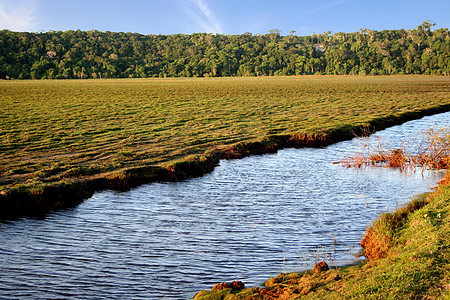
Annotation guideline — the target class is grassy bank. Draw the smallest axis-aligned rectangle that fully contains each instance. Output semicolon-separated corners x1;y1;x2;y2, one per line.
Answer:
194;172;450;299
1;76;450;218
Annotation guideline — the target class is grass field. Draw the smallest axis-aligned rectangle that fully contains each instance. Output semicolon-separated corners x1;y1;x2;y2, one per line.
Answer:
1;76;450;194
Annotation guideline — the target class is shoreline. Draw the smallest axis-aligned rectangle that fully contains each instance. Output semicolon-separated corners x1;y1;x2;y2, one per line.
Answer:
193;172;450;299
1;104;450;219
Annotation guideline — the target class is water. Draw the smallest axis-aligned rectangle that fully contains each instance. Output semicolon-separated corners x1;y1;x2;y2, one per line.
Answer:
1;112;449;299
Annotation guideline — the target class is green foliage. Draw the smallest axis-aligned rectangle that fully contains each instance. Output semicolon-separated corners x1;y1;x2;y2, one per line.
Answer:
1;22;449;80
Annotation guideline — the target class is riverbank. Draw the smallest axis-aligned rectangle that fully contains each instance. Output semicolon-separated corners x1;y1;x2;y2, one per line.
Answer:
194;171;450;299
1;104;449;219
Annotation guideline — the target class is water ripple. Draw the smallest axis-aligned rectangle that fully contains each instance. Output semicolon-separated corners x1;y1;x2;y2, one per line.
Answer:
0;112;449;299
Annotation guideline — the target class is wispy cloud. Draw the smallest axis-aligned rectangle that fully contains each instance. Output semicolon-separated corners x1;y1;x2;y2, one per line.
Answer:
0;0;39;31
301;0;352;18
180;0;223;33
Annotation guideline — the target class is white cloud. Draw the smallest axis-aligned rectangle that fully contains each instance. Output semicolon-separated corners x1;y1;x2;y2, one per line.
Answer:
181;0;223;33
0;0;39;31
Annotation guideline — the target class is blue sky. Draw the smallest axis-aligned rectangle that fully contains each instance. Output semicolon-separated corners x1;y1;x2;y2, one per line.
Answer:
1;0;449;36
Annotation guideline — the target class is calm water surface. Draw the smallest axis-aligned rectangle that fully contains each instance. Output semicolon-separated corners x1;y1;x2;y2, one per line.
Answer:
1;112;449;299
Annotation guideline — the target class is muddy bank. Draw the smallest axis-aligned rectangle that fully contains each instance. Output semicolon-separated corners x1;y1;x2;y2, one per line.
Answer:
1;104;449;219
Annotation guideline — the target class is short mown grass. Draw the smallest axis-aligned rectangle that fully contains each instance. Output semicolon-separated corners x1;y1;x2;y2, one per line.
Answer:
1;76;450;194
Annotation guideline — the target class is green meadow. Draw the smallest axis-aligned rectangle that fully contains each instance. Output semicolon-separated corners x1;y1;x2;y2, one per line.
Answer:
1;76;450;192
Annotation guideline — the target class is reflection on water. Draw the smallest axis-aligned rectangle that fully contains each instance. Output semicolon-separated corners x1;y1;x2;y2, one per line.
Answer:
0;112;449;299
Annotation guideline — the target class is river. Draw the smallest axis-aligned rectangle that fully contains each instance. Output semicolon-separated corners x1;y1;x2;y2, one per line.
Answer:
1;112;449;299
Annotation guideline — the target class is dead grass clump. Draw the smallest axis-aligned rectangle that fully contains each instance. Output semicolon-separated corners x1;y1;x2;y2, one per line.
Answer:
414;127;450;169
342;127;450;171
360;227;392;261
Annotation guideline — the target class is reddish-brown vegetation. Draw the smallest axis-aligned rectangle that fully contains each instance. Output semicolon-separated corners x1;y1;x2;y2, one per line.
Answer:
342;127;450;172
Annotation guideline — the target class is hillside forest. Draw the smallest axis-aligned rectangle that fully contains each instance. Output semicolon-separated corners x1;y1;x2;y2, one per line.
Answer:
0;21;449;79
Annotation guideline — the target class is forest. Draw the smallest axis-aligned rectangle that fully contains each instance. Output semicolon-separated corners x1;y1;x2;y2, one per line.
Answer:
0;21;449;79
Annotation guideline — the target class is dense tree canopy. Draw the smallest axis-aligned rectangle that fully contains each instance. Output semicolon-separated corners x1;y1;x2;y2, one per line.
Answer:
0;22;449;79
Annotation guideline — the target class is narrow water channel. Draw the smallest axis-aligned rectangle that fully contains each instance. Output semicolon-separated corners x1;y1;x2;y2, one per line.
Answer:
1;112;449;299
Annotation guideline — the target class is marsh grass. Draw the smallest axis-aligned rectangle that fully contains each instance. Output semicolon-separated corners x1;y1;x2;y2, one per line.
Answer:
342;127;450;172
1;76;450;194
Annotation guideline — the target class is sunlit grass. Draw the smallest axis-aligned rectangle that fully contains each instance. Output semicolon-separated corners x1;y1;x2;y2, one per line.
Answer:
1;76;450;191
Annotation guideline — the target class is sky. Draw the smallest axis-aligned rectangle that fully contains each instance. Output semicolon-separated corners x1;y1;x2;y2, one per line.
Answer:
0;0;449;36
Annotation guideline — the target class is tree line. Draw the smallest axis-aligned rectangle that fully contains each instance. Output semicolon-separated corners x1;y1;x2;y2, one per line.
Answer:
0;21;449;79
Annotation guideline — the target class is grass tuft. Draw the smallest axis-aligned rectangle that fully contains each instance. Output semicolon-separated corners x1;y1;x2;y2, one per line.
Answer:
361;194;429;260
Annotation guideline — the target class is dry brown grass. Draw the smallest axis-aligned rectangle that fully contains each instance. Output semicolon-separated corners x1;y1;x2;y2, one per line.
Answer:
341;127;450;172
